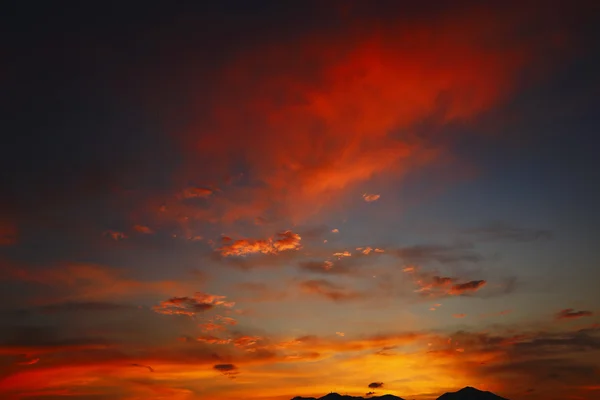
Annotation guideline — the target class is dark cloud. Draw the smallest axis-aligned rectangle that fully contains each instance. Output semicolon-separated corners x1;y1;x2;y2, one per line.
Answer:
131;363;154;372
465;222;553;242
366;391;376;396
449;280;487;295
368;382;384;389
555;308;593;320
213;363;239;378
299;279;363;302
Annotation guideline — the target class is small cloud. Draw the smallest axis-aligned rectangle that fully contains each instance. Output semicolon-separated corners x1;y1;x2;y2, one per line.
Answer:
368;382;384;389
131;363;154;372
299;279;362;302
333;251;352;258
104;230;127;240
153;293;234;317
449;280;487;295
366;392;376;396
555;309;593;320
17;357;39;366
331;228;339;233
220;231;301;256
213;363;239;378
363;193;381;202
133;225;154;234
362;247;373;255
453;313;467;318
402;266;416;273
181;187;213;199
374;248;385;253
196;335;231;345
336;332;345;337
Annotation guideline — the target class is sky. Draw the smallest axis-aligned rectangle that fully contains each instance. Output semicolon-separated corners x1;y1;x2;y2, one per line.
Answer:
1;1;600;399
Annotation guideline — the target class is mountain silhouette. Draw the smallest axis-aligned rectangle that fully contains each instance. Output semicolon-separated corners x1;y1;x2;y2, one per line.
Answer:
291;393;404;400
436;386;508;400
291;387;508;400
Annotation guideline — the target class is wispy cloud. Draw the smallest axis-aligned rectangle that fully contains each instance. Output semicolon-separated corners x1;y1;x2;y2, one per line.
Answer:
299;279;363;302
555;308;593;320
153;293;234;317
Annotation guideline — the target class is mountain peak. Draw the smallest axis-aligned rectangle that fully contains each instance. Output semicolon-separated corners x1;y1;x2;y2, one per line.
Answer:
437;386;508;400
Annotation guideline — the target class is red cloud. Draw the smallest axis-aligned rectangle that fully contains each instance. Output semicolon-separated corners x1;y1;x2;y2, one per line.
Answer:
363;194;381;203
555;309;593;320
133;224;154;234
220;231;301;256
181;187;213;199
167;5;560;225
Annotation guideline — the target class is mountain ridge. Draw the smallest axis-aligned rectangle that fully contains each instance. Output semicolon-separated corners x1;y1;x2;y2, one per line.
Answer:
291;386;508;400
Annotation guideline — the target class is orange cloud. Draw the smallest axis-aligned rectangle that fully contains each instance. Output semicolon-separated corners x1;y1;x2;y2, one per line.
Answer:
181;186;213;199
453;314;467;318
555;308;593;320
363;194;381;203
220;230;301;256
133;224;154;234
153;293;234;317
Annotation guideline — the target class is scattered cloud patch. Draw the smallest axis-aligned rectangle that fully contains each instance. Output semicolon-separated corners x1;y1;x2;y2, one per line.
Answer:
153;293;234;317
133;225;154;234
220;230;301;256
368;382;384;389
363;194;381;202
556;309;593;320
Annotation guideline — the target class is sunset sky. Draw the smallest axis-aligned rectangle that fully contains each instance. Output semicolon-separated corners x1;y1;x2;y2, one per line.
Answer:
2;1;600;399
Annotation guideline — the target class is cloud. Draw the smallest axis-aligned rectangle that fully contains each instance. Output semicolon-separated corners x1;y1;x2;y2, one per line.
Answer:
366;392;375;396
153;293;234;317
336;332;345;337
103;230;127;240
331;228;339;233
299;279;363;302
220;230;301;256
168;2;554;226
181;187;213;199
363;193;381;202
213;363;239;378
133;224;154;234
453;314;467;318
333;251;352;258
449;280;487;295
555;309;593;320
368;382;384;389
131;363;154;372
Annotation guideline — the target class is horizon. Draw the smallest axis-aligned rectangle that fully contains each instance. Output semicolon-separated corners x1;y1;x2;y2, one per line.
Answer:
1;1;600;399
